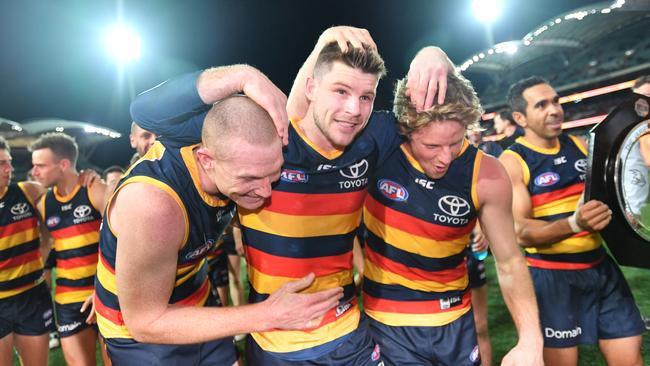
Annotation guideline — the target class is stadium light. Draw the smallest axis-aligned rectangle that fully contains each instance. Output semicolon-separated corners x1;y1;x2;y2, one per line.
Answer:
104;24;141;63
472;0;502;24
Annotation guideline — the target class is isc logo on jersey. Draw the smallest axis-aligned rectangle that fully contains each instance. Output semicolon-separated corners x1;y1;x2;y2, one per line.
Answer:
280;169;308;183
534;172;560;187
378;179;408;202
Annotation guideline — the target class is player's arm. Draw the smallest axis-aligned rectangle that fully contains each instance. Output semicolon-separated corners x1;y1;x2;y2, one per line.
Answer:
476;156;543;365
131;65;288;145
499;151;610;247
88;180;110;216
112;183;343;344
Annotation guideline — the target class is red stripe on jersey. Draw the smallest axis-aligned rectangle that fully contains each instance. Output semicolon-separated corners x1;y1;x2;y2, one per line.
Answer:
176;279;209;306
95;294;125;325
365;195;475;241
246;245;352;278
99;252;115;274
526;256;604;270
0;217;38;237
364;291;471;314
56;285;94;294
531;182;584;207
0;249;40;269
365;246;467;283
57;253;99;269
50;220;101;239
264;190;367;216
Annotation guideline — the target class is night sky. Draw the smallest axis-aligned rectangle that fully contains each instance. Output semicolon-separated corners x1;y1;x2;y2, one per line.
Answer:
0;0;603;166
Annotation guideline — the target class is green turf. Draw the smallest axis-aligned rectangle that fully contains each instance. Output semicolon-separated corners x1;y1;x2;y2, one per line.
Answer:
27;257;650;365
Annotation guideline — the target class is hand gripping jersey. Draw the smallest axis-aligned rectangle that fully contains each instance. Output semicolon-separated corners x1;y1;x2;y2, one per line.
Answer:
502;135;604;269
95;142;235;339
0;183;44;299
239;115;400;360
363;141;480;327
39;183;102;305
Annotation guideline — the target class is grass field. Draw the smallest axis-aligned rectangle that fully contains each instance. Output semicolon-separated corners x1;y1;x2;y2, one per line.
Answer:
25;257;650;365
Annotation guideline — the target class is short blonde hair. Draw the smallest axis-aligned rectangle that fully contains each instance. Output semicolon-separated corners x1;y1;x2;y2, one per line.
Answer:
393;71;483;136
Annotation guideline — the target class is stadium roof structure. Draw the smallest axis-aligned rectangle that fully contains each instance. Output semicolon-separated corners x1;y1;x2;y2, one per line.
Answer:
0;117;24;139
462;0;650;108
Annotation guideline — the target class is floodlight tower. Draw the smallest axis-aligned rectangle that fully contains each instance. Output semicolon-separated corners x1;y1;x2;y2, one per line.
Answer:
104;24;141;100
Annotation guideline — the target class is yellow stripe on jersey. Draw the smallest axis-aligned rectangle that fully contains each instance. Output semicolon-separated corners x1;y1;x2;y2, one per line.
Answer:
501;150;531;186
56;263;98;280
96;313;131;339
239;208;361;238
252;307;359;353
526;233;601;255
533;194;581;218
364;209;469;258
0;279;43;299
248;266;354;295
0;259;43;282
0;228;39;249
569;135;588;155
53;232;99;251
96;259;117;295
290;119;344;160
364;259;468;292
16;182;37;207
471;151;483;210
365;306;471;327
56;288;94;304
174;259;205;287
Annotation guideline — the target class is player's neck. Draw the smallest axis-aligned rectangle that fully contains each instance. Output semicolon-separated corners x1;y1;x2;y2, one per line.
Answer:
523;131;559;150
297;112;341;153
55;170;79;196
505;125;517;137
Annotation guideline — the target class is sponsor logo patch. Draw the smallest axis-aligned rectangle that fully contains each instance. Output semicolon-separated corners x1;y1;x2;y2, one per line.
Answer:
10;202;29;215
46;216;61;228
371;344;381;362
534;172;560;187
574;158;587;174
340;159;368;179
378;179;408;201
438;195;470;217
185;239;215;261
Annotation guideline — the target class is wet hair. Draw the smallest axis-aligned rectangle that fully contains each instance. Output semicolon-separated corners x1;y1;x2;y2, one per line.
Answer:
29;132;78;165
393;70;483;136
506;76;550;115
313;41;386;80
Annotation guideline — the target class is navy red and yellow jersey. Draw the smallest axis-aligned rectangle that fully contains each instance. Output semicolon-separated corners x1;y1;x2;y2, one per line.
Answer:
38;183;102;305
95;142;235;339
238;114;401;359
502;134;604;269
129;71;403;358
0;183;44;299
362;140;481;327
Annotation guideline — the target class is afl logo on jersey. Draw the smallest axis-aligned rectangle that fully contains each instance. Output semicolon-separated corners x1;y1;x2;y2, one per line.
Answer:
47;216;61;228
185;239;215;261
534;172;560;187
378;179;408;201
280;169;308;183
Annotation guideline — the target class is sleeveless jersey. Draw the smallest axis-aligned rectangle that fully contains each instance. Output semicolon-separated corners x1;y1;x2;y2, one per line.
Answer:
238;112;400;359
0;183;43;298
95;142;235;339
363;141;480;327
39;183;101;304
503;135;604;269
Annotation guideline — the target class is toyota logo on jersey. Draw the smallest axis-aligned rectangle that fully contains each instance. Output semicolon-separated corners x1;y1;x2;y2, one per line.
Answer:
438;195;470;217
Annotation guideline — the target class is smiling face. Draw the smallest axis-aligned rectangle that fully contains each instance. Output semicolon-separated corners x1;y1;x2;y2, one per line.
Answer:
304;61;379;151
200;138;283;210
130;124;157;157
518;83;564;142
405;120;466;179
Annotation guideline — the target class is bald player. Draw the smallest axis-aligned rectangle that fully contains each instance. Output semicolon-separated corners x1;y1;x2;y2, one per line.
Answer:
94;65;343;365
